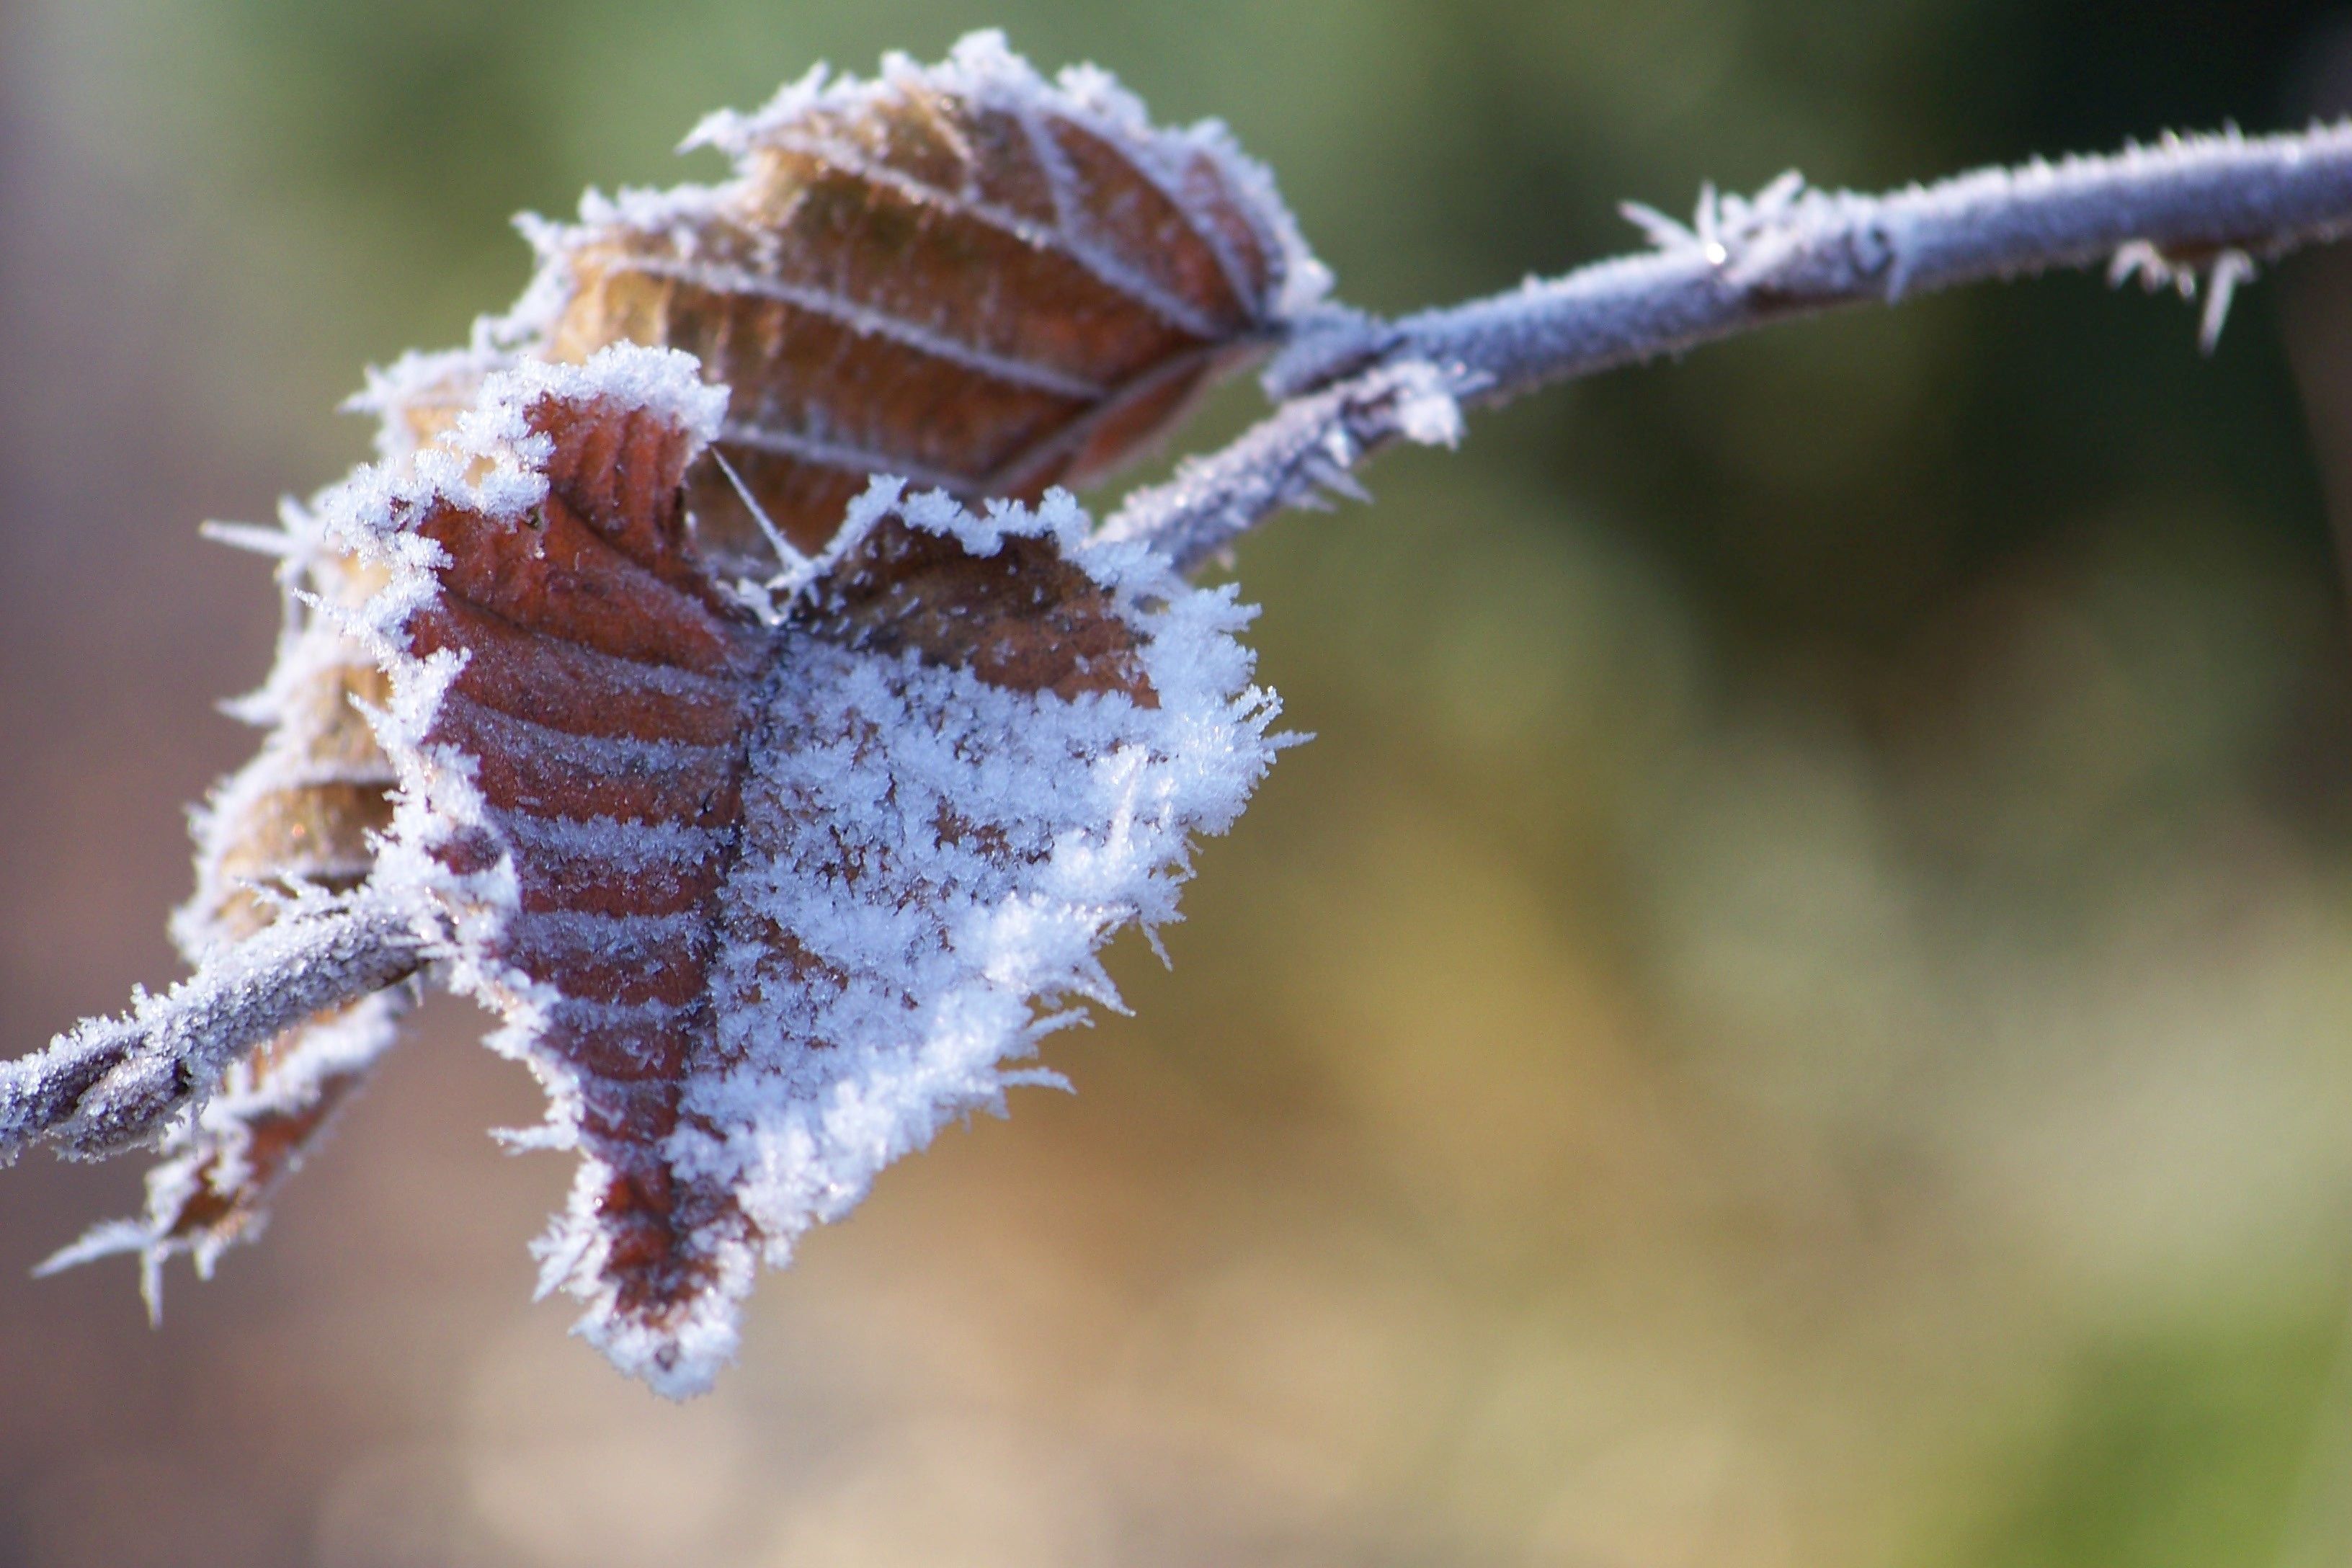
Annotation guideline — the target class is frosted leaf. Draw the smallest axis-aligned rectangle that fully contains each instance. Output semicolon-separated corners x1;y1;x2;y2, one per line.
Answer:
86;422;426;1283
321;346;1279;1394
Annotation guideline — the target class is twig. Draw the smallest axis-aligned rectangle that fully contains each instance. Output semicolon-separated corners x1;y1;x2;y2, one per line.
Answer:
0;894;424;1163
1104;122;2352;572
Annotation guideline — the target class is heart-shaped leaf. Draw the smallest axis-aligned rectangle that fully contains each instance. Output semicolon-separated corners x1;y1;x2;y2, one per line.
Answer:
331;347;1277;1392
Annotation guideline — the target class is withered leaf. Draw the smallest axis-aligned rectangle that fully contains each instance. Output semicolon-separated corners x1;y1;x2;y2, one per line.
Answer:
54;531;417;1286
334;347;1277;1393
380;30;1324;564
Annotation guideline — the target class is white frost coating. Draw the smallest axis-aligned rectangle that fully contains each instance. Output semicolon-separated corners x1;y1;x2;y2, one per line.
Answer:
1099;359;1476;574
507;347;729;447
0;893;423;1165
349;321;727;475
346;344;512;465
1392;125;2352;394
1389;361;1466;448
174;502;398;960
321;341;726;978
331;346;721;566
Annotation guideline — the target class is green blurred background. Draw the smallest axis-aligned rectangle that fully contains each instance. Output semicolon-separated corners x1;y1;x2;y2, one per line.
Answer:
8;1;2352;1564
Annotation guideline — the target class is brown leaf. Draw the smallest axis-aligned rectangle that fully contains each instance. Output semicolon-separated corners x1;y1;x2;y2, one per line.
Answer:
330;346;1277;1392
803;513;1156;702
512;30;1322;564
111;537;413;1271
368;362;765;1353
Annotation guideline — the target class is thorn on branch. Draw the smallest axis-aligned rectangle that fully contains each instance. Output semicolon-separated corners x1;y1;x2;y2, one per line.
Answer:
2108;239;2260;352
2201;250;2257;353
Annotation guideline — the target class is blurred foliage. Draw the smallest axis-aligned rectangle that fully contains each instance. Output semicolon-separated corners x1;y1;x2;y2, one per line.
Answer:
6;1;2352;1564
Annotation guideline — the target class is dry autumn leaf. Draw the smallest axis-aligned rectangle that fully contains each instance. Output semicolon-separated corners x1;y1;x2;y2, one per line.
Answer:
376;31;1324;562
6;34;1309;1394
349;349;1276;1391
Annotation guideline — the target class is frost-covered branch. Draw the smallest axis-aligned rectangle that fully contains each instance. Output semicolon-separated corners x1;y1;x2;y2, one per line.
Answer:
19;47;2352;1398
1105;123;2352;571
0;895;422;1163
